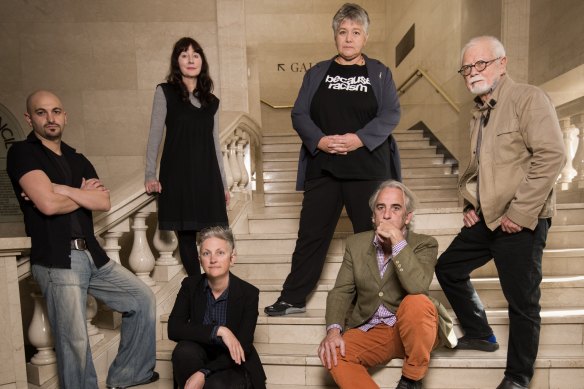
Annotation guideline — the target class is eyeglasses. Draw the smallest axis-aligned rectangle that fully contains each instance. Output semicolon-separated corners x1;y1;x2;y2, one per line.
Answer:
458;57;501;76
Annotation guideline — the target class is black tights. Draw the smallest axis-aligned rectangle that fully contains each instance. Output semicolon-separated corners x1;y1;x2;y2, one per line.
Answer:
177;230;199;276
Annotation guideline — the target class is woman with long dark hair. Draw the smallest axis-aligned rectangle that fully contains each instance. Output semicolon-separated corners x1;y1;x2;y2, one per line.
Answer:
145;37;229;276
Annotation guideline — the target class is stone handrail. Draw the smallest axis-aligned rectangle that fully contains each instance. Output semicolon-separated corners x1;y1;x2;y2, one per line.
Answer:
3;110;261;387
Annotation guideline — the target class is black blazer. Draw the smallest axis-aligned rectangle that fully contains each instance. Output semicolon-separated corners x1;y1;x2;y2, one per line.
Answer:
168;273;266;389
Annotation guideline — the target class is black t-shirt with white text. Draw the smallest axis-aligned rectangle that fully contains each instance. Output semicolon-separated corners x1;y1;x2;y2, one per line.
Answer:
306;60;391;181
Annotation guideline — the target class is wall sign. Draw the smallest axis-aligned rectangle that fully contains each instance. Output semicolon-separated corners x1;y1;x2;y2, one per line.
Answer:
277;63;314;72
0;103;25;222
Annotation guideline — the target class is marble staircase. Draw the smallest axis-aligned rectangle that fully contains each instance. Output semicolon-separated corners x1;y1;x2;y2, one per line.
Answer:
262;128;460;208
150;127;584;388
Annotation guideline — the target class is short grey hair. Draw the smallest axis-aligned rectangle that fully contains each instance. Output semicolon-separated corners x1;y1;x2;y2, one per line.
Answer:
368;180;418;215
461;35;506;64
197;226;235;252
332;3;370;34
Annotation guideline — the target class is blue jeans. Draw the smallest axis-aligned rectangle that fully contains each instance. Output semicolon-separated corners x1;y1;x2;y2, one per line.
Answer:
32;250;156;389
436;218;550;386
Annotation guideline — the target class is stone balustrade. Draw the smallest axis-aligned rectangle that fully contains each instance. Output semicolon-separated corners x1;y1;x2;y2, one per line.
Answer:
0;111;261;387
557;113;584;202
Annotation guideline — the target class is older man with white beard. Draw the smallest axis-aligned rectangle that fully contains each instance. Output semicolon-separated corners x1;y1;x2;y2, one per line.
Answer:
435;36;566;389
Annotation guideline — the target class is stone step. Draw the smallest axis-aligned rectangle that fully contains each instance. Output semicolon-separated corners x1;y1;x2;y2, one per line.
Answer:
400;156;449;166
264;161;298;171
401;164;456;175
238;222;584;258
235;233;347;256
262;181;460;198
248;273;584;311
546;225;584;249
394;139;432;148
263;151;299;160
232;247;584;281
263;135;301;144
261;132;430;145
392;130;426;141
263;143;302;153
262;192;459;208
246;207;463;234
155;338;584;388
251;308;584;346
263;143;442;156
262;174;459;189
396;145;439;157
159;307;584;346
264;170;297;181
403;175;459;187
555;203;584;225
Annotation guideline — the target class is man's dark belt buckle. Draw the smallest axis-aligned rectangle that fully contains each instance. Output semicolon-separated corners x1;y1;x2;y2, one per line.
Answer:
71;238;87;251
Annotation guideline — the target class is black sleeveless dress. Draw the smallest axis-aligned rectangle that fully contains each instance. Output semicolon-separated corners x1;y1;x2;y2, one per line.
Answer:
157;83;228;231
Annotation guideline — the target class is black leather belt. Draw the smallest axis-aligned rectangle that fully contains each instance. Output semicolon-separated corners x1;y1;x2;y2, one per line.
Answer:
71;238;88;251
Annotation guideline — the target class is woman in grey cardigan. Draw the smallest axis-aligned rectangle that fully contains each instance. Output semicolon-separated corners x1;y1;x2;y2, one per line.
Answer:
265;3;402;316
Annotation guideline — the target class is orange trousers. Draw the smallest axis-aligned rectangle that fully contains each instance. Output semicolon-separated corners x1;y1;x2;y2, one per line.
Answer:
329;294;439;389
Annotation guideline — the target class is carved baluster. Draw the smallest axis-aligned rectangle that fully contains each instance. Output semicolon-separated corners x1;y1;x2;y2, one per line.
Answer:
236;130;250;191
102;220;130;264
26;290;58;386
571;114;584;186
558;118;577;188
28;292;56;366
153;225;178;266
222;143;234;192
152;222;184;282
128;202;157;287
228;136;241;192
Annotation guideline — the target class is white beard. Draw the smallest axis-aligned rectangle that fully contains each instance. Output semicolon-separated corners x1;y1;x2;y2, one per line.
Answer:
469;78;499;96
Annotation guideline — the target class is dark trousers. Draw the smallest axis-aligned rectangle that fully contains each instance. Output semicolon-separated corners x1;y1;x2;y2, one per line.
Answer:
172;340;250;389
280;176;382;305
435;218;550;386
177;230;199;276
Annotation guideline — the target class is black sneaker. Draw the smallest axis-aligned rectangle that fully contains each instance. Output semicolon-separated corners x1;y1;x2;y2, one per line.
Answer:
264;300;306;316
456;335;499;352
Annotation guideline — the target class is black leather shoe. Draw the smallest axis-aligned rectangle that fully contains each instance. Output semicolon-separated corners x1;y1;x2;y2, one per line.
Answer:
395;377;422;389
456;335;499;352
264;300;306;316
496;377;528;389
107;371;159;389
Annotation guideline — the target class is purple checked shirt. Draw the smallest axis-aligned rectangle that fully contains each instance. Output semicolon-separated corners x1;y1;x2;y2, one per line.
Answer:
327;232;408;333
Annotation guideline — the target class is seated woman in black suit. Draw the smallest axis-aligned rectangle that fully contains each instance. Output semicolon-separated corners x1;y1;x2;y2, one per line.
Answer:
168;226;266;389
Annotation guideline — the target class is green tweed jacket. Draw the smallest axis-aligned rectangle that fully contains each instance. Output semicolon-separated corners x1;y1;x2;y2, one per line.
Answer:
325;230;457;348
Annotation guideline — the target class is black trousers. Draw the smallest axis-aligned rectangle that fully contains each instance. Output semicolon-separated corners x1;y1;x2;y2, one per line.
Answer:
436;218;550;386
172;340;251;389
280;176;383;305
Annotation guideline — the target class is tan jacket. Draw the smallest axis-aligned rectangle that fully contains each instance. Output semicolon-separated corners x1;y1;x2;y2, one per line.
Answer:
459;76;566;231
325;230;457;348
